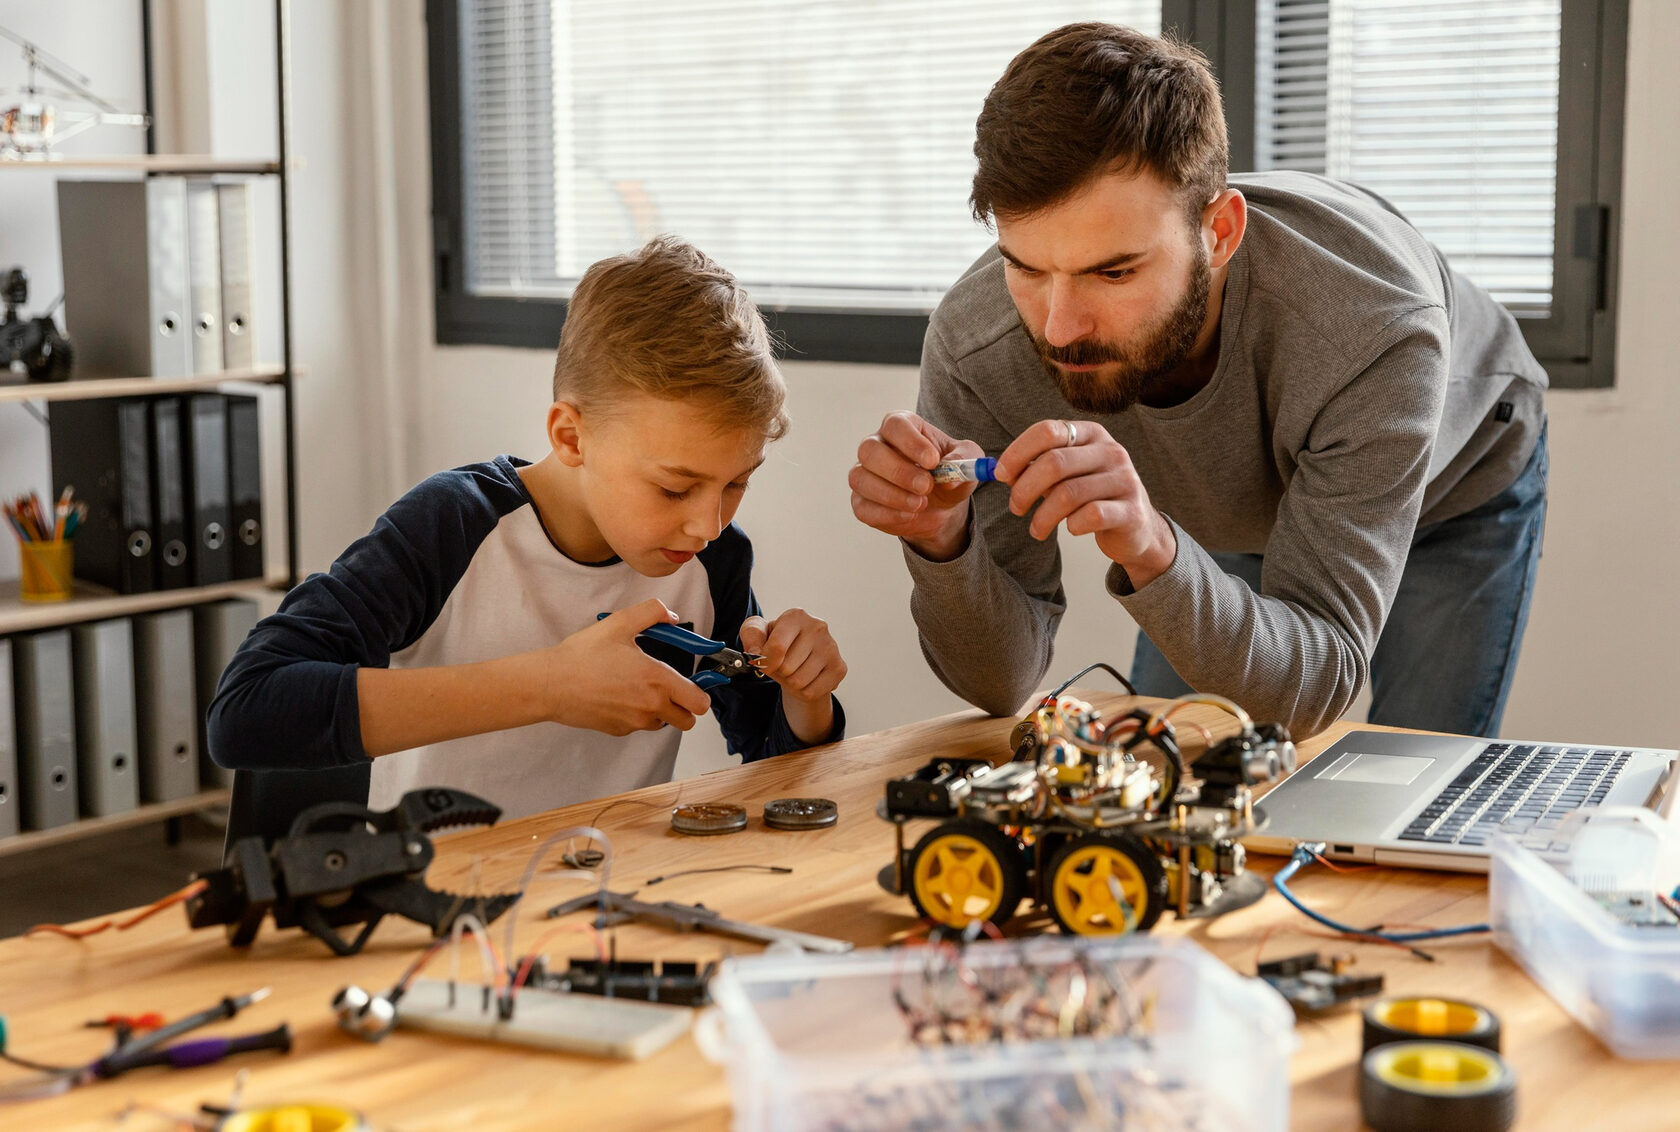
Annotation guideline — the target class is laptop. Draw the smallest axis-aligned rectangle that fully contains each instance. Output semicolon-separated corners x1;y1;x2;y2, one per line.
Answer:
1244;729;1679;872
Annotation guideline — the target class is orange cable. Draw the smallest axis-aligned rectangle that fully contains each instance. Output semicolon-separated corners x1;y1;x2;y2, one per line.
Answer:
25;880;208;940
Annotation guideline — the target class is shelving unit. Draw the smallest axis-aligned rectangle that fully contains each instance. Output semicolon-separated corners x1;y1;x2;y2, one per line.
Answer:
0;363;289;406
0;1;299;851
0;155;281;174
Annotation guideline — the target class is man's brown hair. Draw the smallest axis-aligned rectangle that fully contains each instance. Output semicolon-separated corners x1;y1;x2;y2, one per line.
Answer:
971;22;1228;226
552;235;788;439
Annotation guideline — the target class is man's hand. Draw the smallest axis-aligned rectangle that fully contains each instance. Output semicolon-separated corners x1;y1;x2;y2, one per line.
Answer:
850;411;983;561
995;419;1178;588
740;608;846;744
545;598;714;735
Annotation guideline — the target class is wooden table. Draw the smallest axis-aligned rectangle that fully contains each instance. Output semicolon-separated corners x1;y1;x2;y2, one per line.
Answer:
0;700;1664;1130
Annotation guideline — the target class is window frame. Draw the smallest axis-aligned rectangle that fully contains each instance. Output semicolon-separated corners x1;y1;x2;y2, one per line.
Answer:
425;0;929;363
1167;0;1627;389
427;0;1626;386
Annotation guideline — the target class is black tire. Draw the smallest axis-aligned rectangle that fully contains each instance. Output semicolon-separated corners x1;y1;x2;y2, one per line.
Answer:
1360;1041;1516;1132
1362;997;1502;1057
905;819;1028;930
1044;832;1167;935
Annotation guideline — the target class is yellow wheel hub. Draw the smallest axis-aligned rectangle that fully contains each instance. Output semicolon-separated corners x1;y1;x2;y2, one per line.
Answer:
912;833;1009;926
1051;843;1147;934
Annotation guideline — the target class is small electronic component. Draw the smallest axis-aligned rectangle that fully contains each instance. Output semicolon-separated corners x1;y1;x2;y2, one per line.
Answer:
763;797;838;830
1256;951;1384;1016
517;956;717;1007
931;457;997;485
671;802;749;836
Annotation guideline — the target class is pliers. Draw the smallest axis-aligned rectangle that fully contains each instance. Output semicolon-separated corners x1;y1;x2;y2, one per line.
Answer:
600;614;767;689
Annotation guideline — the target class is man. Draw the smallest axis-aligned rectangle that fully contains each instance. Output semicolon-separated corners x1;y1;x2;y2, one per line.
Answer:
849;22;1547;738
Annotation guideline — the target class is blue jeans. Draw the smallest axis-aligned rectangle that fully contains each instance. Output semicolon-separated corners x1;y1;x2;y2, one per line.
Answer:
1129;428;1548;736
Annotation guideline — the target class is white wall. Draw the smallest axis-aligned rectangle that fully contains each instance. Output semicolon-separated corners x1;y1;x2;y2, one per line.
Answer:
402;0;1680;771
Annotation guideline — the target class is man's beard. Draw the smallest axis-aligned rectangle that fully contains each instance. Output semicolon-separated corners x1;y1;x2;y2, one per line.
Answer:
1032;248;1211;414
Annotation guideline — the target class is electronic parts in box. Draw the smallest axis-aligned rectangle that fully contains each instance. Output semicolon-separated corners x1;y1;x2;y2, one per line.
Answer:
1491;805;1680;1057
696;935;1297;1132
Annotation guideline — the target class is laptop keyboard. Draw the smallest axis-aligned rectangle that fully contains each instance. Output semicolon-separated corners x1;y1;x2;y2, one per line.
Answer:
1397;743;1631;848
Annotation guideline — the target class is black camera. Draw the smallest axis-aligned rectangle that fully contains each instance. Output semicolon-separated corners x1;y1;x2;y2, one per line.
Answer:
0;268;73;383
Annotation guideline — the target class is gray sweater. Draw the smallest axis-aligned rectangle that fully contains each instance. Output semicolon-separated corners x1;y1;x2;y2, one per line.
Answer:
905;171;1547;737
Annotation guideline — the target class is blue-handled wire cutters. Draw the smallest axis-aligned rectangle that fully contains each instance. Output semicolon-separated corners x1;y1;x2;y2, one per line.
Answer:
597;614;766;690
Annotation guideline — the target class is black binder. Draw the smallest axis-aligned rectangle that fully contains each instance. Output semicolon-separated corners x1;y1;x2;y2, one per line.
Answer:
48;398;156;594
150;396;193;590
226;394;264;581
181;393;232;586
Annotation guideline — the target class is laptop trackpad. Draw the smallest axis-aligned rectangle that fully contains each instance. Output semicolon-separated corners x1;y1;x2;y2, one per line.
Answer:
1315;751;1435;786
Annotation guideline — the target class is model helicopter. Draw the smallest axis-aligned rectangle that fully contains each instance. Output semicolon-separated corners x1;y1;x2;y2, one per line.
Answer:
879;663;1296;935
1;25;147;158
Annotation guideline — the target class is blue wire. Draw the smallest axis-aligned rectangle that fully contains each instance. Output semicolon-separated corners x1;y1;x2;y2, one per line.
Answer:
1273;850;1490;943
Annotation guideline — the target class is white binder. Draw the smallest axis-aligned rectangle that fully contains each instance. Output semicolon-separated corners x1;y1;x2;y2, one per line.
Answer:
194;598;259;789
217;182;256;371
56;178;193;378
13;631;79;830
0;639;18;840
185;179;224;374
71;619;141;818
132;610;201;803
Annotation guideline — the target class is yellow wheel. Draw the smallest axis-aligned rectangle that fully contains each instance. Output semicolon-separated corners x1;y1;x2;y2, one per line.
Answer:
1360;1042;1516;1132
907;820;1026;929
1046;833;1166;935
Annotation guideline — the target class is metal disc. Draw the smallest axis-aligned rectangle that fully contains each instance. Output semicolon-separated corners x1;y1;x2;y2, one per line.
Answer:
671;802;748;836
763;797;839;831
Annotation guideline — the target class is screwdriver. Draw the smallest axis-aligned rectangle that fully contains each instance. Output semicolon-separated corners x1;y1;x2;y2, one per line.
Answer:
97;1024;293;1073
93;987;273;1077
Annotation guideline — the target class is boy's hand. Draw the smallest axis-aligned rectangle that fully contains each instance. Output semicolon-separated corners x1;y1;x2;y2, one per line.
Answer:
547;599;714;735
740;609;846;745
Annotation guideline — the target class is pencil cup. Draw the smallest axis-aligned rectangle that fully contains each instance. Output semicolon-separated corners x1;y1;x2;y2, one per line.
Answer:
18;539;73;602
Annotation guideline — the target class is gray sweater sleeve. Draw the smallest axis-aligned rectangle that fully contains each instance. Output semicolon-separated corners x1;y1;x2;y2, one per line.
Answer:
1113;325;1448;736
903;323;1066;716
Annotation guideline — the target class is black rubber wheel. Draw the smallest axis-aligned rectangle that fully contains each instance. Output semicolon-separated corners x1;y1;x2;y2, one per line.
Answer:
1362;996;1502;1057
1044;831;1168;935
1360;1041;1516;1132
906;819;1028;930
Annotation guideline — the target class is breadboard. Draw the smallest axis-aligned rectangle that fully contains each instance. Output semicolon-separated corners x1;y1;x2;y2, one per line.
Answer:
397;979;692;1060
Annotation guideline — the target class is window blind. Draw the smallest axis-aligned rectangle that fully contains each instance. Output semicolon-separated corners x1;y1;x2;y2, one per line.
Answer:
458;0;1161;311
1255;0;1562;312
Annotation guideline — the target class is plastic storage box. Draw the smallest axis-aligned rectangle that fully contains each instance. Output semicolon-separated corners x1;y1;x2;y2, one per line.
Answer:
1491;805;1680;1058
696;935;1297;1131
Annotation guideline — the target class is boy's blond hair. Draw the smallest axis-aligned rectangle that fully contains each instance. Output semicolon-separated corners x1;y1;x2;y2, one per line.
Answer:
552;236;788;439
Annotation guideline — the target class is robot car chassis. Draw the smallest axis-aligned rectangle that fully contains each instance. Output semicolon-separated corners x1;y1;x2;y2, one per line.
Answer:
879;669;1296;935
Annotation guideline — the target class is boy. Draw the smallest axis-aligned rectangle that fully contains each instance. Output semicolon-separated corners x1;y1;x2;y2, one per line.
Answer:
209;236;847;839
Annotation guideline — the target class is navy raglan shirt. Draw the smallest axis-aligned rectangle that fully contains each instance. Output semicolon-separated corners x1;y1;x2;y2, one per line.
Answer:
208;456;842;840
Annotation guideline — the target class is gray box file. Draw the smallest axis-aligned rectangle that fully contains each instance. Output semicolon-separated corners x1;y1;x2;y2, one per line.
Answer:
217;182;255;371
193;598;258;789
185;179;224;374
0;640;17;840
57;178;193;378
12;631;79;830
132;610;200;802
70;619;141;818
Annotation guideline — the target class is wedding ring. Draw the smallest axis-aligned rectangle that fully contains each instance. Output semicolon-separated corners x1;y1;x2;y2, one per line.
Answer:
1065;420;1079;448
